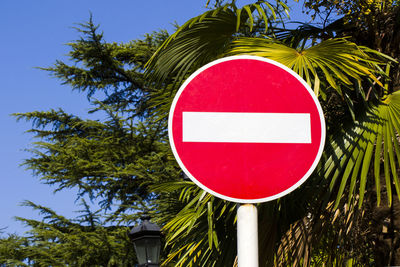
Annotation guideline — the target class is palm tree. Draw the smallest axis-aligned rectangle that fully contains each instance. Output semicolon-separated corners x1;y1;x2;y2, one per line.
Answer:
145;1;400;265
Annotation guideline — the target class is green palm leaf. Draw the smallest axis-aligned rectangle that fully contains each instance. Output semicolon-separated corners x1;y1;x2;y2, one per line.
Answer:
324;90;400;209
145;1;289;88
226;37;386;97
152;182;237;266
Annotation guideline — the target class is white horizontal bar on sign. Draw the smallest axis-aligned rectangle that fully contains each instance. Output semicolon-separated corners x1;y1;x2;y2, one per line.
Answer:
182;112;311;143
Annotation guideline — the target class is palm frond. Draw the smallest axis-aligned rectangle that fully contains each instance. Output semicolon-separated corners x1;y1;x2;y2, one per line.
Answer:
324;90;400;209
226;37;387;97
145;1;289;88
273;18;349;46
153;181;237;266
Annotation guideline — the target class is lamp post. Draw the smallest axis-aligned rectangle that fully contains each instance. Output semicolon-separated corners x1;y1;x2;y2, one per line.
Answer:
129;216;162;267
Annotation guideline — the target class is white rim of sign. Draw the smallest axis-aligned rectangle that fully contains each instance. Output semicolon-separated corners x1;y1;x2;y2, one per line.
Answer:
168;55;326;203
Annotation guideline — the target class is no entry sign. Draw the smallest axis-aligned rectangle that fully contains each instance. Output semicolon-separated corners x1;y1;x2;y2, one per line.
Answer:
169;55;325;203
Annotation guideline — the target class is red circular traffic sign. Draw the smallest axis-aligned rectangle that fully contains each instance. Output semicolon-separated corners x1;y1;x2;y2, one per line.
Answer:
169;55;325;203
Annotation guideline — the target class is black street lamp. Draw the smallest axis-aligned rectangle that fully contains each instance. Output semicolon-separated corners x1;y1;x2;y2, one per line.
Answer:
129;216;162;267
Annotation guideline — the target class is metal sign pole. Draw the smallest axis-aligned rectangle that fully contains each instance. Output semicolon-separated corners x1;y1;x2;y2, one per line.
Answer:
237;204;258;267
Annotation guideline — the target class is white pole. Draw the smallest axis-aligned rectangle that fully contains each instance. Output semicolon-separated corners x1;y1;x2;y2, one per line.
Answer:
237;204;258;267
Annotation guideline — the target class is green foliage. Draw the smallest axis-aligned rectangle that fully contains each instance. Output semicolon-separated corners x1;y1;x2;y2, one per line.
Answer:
0;201;136;266
303;0;399;22
42;16;168;114
12;19;180;216
0;234;29;266
3;19;179;266
14;108;175;214
226;37;387;97
152;182;237;266
303;0;400;61
146;0;289;89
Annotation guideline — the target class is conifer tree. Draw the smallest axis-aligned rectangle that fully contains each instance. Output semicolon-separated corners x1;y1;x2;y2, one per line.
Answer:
13;18;180;214
1;18;181;265
1;201;137;266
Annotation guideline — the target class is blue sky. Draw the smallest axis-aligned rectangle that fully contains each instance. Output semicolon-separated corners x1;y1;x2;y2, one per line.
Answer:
0;0;307;234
